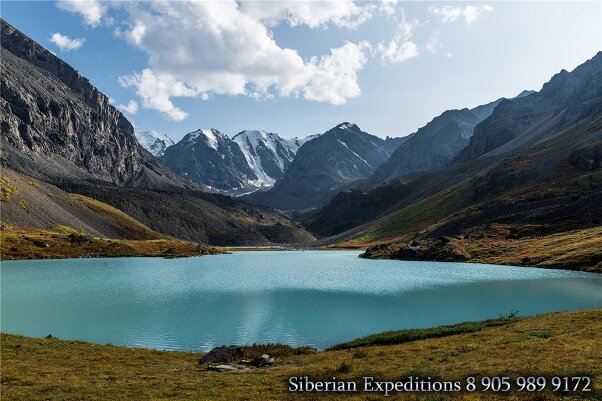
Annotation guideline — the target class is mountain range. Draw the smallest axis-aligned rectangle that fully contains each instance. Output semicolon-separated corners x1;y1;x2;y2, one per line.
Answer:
160;128;315;195
1;17;600;270
307;52;601;271
370;91;535;184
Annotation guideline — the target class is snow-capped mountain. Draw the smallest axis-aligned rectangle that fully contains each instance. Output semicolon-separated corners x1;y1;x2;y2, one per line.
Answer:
161;128;321;195
232;130;315;188
135;130;175;157
244;123;403;210
161;128;258;194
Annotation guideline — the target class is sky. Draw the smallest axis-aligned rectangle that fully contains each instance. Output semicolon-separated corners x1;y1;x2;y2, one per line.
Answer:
2;1;601;142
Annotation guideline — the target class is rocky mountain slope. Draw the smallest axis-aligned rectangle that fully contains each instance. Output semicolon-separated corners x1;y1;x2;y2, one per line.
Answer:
370;99;501;183
0;20;315;246
369;92;535;184
135;130;174;157
1;168;165;240
244;123;403;211
0;19;185;190
457;54;602;162
61;182;315;246
310;53;601;268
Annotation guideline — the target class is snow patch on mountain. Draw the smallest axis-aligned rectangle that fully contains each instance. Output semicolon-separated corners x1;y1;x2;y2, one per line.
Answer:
233;130;319;189
135;130;175;156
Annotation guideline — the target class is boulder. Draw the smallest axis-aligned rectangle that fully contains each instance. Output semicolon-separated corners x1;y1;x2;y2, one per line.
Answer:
247;354;276;367
199;346;244;364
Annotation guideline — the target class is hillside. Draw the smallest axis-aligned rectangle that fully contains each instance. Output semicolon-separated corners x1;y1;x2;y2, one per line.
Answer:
61;182;315;246
2;309;601;400
0;168;164;240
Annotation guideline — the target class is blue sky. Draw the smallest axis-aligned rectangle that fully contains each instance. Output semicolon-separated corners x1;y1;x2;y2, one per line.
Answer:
3;1;601;142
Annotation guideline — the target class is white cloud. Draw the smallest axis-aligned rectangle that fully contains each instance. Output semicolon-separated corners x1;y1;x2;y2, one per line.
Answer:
303;41;369;104
56;0;105;27
119;69;195;121
378;40;417;63
240;0;397;29
58;1;391;120
116;100;139;115
463;5;494;25
49;33;85;51
377;10;418;64
112;1;369;119
429;5;494;25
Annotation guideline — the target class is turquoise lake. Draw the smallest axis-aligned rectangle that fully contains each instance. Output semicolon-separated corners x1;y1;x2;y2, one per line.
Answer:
1;251;601;351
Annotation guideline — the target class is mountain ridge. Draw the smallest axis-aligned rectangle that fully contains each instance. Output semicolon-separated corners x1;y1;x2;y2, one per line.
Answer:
244;122;404;211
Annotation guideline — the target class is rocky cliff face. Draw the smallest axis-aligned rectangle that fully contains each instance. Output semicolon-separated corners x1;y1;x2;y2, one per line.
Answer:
0;19;156;185
457;52;602;162
244;123;403;211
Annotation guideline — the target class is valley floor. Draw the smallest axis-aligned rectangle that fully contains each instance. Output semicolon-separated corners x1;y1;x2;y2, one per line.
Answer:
1;309;601;400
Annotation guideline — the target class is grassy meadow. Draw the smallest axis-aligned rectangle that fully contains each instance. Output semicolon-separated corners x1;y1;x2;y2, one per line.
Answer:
1;309;601;400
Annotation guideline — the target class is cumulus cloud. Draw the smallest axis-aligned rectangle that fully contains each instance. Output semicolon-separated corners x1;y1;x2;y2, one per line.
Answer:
60;1;415;120
119;69;195;121
116;100;139;115
304;41;369;104
240;0;397;29
111;1;370;119
56;0;105;27
429;5;494;25
49;33;85;51
377;11;418;64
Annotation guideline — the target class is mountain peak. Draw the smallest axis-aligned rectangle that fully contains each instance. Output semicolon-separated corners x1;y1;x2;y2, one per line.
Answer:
335;122;360;132
136;130;175;157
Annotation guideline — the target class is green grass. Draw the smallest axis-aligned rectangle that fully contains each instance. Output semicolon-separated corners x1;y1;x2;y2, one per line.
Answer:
327;317;518;350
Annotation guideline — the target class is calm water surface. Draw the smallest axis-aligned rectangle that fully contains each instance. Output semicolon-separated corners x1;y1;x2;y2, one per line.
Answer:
1;251;600;351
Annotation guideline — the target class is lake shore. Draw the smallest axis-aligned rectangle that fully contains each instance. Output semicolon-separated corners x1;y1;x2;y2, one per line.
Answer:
2;308;601;400
0;224;223;260
2;223;601;276
359;226;602;274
